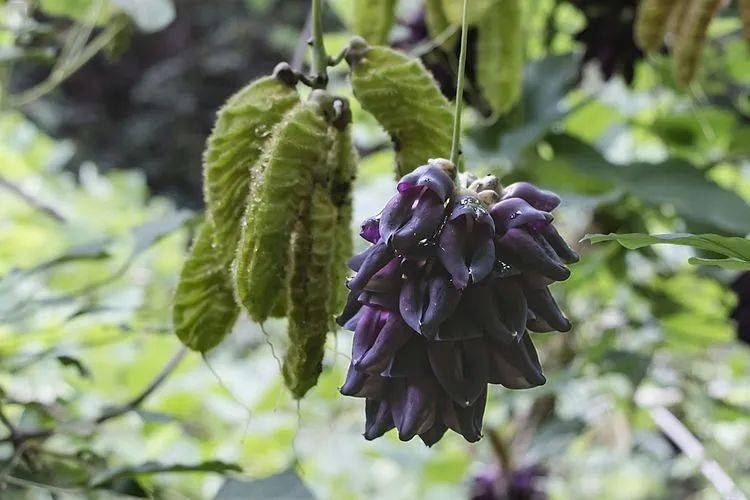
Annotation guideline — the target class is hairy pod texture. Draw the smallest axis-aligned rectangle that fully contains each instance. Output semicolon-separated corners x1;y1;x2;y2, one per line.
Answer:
339;159;578;445
673;0;721;87
347;39;453;177
635;0;680;53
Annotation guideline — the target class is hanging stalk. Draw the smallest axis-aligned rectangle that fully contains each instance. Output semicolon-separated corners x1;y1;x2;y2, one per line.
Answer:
450;0;470;168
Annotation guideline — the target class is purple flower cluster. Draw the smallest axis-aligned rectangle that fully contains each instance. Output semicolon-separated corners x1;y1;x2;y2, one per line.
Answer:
338;159;578;445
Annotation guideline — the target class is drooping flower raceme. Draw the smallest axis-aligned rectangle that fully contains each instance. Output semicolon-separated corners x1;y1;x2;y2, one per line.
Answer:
339;159;578;445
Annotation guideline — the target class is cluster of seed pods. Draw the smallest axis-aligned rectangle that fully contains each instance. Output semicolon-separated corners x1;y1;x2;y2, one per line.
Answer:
338;159;579;445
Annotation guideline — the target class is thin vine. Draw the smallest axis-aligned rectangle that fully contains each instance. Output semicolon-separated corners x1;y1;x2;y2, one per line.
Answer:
450;0;470;168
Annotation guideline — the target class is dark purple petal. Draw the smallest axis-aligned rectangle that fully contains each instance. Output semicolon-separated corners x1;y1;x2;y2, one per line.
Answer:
342;306;365;331
391;193;446;251
495;229;570;282
352;306;387;361
392;376;438;441
347;241;394;292
468;237;495;285
360;216;381;243
521;274;571;333
491;278;528;339
421;271;462;338
397;162;455;202
340;364;387;398
502;182;561;212
364;258;402;294
490;198;553;235
527;310;554;333
357;313;414;373
451;390;487;442
419;421;448;447
379;189;420;244
358;290;398;311
462;285;515;343
434;309;484;341
437;219;470;290
399;272;427;333
364;399;394;440
540;224;580;264
428;339;488;407
337;289;363;328
383;336;431;378
347;248;369;272
487;336;546;388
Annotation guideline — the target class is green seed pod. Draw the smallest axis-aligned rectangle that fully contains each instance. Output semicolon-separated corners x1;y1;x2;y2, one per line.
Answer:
234;95;333;323
635;0;680;53
328;105;358;314
283;186;338;398
476;0;524;117
740;0;750;47
203;65;299;269
666;0;690;41
347;38;453;177
672;0;721;87
353;0;396;45
173;222;240;352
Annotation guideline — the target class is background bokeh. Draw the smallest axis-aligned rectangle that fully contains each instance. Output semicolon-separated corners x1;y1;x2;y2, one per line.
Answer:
1;0;750;498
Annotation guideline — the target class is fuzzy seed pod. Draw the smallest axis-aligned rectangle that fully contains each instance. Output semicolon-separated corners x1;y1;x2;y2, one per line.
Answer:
235;97;333;322
347;38;453;177
173;222;240;352
203;66;299;268
283;186;338;398
672;0;722;87
635;0;680;53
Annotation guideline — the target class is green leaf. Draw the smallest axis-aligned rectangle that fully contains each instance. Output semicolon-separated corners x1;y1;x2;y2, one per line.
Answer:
203;75;299;269
476;0;523;117
545;134;750;235
173;222;239;352
112;0;175;32
583;232;750;262
90;460;241;487
688;257;750;270
348;41;453;177
214;470;314;500
469;53;580;163
234;98;333;322
352;0;396;45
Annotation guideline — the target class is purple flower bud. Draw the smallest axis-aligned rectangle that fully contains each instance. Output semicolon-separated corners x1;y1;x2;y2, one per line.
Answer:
491;278;528;339
495;229;570;282
421;271;462;337
383;336;432;378
438;194;496;289
520;273;571;332
379;189;421;244
502;182;561;212
391;376;439;441
356;312;414;374
347;241;394;292
434;308;484;341
337;289;363;327
490;198;553;235
390;191;447;251
397;162;455;202
539;224;580;264
428;338;488;407
360;215;381;243
364;399;394;440
487;335;546;389
352;306;388;362
527;309;554;333
340;364;387;398
419;421;448;447
462;285;515;343
443;389;487;442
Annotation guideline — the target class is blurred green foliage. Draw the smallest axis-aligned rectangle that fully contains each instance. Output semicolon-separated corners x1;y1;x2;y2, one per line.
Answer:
0;0;749;499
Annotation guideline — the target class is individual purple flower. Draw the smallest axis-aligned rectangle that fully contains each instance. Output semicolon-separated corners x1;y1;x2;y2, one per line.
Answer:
438;192;496;290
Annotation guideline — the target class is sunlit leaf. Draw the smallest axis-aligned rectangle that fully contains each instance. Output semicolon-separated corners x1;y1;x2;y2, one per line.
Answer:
584;232;750;262
90;460;241;486
352;0;396;45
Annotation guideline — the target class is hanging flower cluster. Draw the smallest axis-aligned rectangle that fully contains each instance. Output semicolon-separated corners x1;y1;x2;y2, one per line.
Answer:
338;159;579;445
